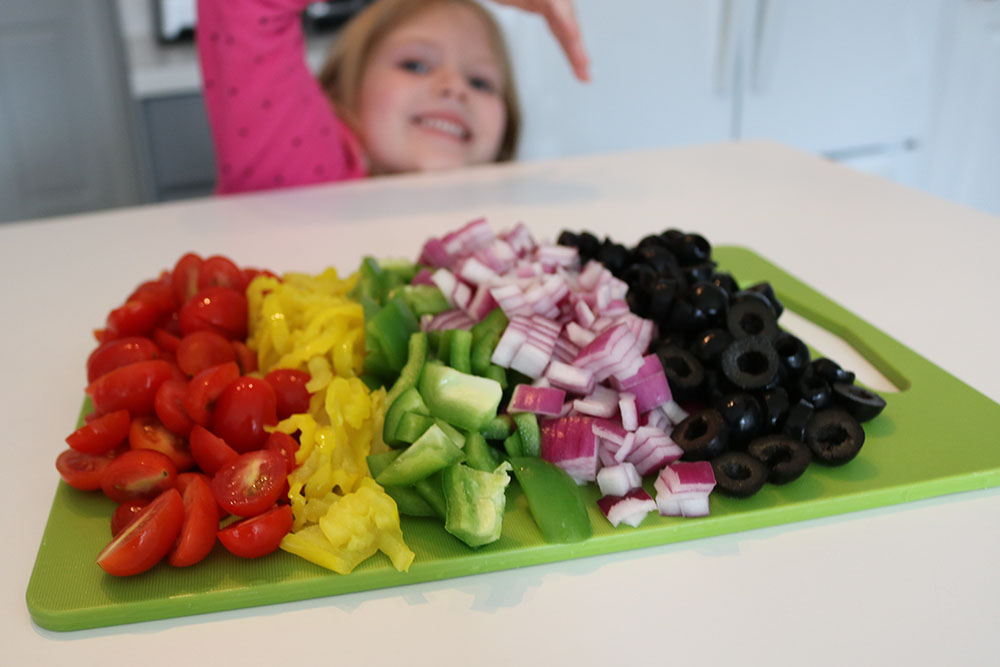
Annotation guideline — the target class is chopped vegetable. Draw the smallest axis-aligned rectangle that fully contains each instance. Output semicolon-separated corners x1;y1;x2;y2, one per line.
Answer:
418;362;503;432
442;461;512;547
597;488;657;527
508;456;592;543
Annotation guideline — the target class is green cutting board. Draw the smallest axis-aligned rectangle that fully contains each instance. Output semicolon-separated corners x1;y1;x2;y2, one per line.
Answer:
26;246;1000;632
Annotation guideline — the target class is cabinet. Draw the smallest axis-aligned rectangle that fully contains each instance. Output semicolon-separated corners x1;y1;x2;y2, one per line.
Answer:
492;0;946;187
921;0;1000;216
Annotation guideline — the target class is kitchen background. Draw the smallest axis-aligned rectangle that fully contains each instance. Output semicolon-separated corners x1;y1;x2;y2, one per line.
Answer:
1;0;997;224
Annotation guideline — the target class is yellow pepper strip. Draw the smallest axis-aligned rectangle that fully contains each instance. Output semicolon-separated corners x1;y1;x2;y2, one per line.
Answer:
246;268;412;574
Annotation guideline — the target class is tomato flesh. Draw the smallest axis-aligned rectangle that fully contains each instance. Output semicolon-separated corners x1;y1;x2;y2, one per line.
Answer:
65;409;130;455
179;287;248;340
129;414;195;471
55;448;117;491
101;449;178;503
217;504;292;559
154;378;194;437
86;359;173;417
264;368;311;420
97;488;184;576
189;424;239;476
211;449;287;518
167;474;219;567
110;500;149;537
87;337;159;383
176;330;237;377
184;362;240;426
171;252;203;305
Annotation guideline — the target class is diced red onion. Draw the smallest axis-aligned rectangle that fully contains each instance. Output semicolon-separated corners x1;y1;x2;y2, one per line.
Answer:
501;222;536;258
544;360;595;395
619;392;638;431
430;269;458;306
457;257;498;286
419;238;454;269
597;488;656;527
596;462;642;497
662;400;690;425
657;461;717;495
612;354;672;413
452;281;472;310
464;284;498;321
508;384;566;416
422;309;477;332
443;217;494;257
411;268;436;286
541;415;599;484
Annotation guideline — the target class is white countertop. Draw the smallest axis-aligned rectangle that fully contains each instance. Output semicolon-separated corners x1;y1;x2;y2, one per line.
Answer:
3;141;998;666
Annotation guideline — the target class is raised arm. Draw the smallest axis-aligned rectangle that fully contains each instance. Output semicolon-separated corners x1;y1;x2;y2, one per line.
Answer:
196;0;366;194
490;0;590;82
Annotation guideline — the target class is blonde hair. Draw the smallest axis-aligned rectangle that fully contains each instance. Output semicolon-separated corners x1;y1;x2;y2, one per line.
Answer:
318;0;521;163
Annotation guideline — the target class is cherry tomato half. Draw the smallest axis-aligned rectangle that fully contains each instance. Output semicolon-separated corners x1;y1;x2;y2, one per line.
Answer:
86;359;173;417
97;488;184;576
232;341;257;375
189;424;239;476
154;378;194;437
265;431;299;474
65;409;130;455
129;415;195;471
167;474;219;567
217;504;292;559
87;337;160;384
110;499;149;537
55;448;117;491
171;252;203;305
184;361;240;427
179;286;248;340
264;368;311;420
198;255;247;293
211;449;287;518
212;377;277;453
176;330;237;377
101;449;178;503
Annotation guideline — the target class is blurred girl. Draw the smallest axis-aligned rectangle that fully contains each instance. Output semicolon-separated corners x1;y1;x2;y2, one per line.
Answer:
197;0;588;194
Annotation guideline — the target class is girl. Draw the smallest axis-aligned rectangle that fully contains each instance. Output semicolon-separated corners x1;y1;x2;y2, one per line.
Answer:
196;0;588;194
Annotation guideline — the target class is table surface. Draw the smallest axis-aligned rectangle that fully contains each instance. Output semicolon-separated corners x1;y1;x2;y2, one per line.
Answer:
3;141;998;666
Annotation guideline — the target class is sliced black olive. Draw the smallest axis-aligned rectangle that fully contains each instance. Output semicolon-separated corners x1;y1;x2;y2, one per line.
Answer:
646;278;681;326
621;263;658;294
714;392;764;449
832;381;887;422
668;232;712;266
632;244;681;278
687;282;729;328
747;434;812;484
556;230;578;248
782;398;815;442
597;240;630;275
682;261;717;285
672;409;728;461
710;272;739;295
805;408;865;465
773;331;811;378
711;451;768;497
759;385;791;432
654;344;705;402
727;292;780;340
719;336;780;392
746;282;784;318
689;328;734;369
636;234;666;250
576;231;600;261
810;358;856;385
797;370;832;410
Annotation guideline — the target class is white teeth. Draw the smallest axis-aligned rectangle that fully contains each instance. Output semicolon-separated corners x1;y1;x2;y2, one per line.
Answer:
416;117;469;140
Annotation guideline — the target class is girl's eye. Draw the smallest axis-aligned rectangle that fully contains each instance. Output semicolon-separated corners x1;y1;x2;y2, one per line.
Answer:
468;76;497;94
400;59;430;74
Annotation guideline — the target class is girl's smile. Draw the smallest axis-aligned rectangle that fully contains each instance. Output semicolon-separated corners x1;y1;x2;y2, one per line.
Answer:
357;3;507;174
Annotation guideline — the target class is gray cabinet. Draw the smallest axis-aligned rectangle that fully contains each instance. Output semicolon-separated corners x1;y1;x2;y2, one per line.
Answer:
138;93;216;201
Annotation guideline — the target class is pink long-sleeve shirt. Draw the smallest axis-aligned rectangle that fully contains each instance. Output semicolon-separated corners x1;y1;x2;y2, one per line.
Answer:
196;0;367;194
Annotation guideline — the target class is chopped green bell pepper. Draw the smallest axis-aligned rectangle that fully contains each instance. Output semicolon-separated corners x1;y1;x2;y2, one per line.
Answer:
442;461;512;547
366;296;419;373
509;457;593;543
375;423;465;487
448;329;473;374
464;431;499;472
418;362;502;432
391;284;451;317
383;386;430;447
366;450;438;517
511;412;541;457
385;331;428;407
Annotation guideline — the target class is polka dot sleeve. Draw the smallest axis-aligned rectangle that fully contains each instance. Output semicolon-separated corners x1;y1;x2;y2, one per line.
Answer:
196;0;367;194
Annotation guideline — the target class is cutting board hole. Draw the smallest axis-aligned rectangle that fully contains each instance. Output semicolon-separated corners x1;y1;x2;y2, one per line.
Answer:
778;308;899;394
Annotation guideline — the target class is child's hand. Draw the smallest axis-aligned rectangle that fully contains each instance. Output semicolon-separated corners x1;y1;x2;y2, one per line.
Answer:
491;0;590;82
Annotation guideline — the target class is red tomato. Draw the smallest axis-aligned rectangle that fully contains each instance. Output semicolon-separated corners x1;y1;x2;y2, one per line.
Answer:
128;415;195;471
55;448;117;491
65;409;130;455
179;286;248;340
101;449;178;503
152;328;182;354
211;449;287;517
128;280;177;321
86;359;173;417
86;337;160;384
97;488;184;576
184;361;240;426
198;255;247;292
154;378;194;437
264;368;311;420
110;499;148;537
232;341;258;375
189;424;239;476
212;377;278;453
167;474;219;567
217;504;292;559
178;471;228;519
265;431;299;474
241;267;277;285
171;252;203;305
176;330;237;376
104;298;163;340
